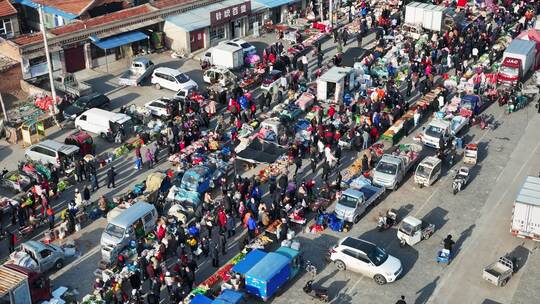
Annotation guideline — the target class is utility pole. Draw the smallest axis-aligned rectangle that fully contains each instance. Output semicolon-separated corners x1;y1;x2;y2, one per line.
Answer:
329;0;333;27
38;4;58;115
319;0;323;22
0;92;7;121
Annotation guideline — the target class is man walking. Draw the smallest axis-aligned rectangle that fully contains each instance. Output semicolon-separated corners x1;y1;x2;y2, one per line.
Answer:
317;51;324;68
107;166;116;188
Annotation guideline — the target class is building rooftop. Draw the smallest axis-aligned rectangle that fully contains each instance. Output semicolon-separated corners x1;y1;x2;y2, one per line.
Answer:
12;32;43;46
0;0;17;17
151;0;193;9
49;4;153;35
30;0;123;16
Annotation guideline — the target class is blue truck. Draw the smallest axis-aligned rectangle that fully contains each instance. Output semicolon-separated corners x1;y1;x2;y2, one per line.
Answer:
230;246;302;301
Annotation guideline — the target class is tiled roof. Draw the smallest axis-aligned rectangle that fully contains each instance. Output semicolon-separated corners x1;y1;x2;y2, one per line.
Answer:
12;33;43;45
0;0;17;18
151;0;193;9
50;4;152;36
32;0;97;16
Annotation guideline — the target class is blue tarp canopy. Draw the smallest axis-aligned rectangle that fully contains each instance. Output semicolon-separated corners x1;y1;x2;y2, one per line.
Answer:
275;246;300;260
191;294;213;304
232;249;267;275
213;290;244;304
93;31;148;50
253;0;296;9
246;252;290;282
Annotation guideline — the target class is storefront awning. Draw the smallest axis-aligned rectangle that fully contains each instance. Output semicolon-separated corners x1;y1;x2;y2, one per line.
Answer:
253;0;296;9
92;31;148;50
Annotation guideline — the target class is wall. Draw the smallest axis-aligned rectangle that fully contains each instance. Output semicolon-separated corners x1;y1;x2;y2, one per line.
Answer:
0;41;21;61
20;79;51;96
0;63;22;93
162;21;190;53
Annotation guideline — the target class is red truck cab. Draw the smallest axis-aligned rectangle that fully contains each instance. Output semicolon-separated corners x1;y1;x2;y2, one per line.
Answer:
2;264;51;303
498;57;522;86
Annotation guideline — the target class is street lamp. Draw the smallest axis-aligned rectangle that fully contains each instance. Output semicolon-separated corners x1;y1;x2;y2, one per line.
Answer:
37;4;58;116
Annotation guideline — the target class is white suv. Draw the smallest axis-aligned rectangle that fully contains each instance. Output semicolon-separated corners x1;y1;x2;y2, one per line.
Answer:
151;67;198;92
329;237;402;285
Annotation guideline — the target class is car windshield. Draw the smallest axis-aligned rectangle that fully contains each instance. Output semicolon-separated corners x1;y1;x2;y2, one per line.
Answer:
416;165;431;178
72;99;88;109
105;223;125;238
367;246;388;266
500;65;518;76
175;73;189;83
399;221;415;236
376;162;398;175
338;194;357;208
240;42;252;49
426;125;444;138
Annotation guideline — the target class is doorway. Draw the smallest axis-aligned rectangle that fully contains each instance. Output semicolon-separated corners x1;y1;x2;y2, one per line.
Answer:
64;45;85;73
190;29;205;52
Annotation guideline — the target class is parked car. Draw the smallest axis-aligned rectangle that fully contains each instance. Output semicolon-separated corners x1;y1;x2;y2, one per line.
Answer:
151;67;198;92
178;164;224;205
25;140;79;168
221;38;257;56
74;108;132;141
145;98;173;118
63;93;110;120
64;131;94;156
328;237;402;285
17;241;65;273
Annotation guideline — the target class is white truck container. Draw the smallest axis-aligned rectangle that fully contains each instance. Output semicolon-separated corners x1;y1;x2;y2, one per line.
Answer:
511;176;540;241
404;2;446;32
202;44;244;70
498;39;538;86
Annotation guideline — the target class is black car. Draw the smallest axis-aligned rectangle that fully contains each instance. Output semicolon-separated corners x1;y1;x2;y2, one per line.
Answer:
63;93;110;120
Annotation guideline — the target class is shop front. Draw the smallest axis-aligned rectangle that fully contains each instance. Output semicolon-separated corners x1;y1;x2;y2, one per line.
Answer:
253;0;305;24
163;0;251;54
89;31;149;70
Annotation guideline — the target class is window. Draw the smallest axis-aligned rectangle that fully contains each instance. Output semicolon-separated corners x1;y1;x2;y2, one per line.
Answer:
40;249;52;258
80;115;87;121
0;18;13;38
143;212;154;223
209;26;225;41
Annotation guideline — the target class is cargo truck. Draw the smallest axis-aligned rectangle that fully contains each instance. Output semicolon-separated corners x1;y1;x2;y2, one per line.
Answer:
373;144;423;190
0;264;51;304
201;44;244;70
118;57;155;86
498;39;538;86
511;176;540;241
334;175;385;223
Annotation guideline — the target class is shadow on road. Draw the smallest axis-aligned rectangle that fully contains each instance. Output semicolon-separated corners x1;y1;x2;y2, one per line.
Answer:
415;275;440;304
452;224;476;258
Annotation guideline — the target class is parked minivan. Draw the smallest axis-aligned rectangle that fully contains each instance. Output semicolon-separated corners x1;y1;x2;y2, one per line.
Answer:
74;108;132;141
151;67;198;92
25;140;79;168
100;202;157;263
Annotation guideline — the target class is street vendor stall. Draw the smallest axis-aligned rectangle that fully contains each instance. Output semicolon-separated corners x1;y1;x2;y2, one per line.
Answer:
317;67;356;103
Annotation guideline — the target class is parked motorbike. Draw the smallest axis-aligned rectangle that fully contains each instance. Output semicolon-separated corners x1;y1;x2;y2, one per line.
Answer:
377;209;398;232
303;280;329;302
452;167;470;195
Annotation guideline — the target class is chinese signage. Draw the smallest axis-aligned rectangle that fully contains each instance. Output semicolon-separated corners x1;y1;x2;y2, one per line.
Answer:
210;1;251;26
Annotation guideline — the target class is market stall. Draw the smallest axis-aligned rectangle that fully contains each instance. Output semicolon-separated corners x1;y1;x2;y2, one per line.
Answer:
317;67;356;103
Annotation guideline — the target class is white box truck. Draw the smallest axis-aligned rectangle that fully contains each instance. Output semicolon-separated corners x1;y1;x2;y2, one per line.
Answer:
498;39;538;86
202;44;244;70
511;176;540;241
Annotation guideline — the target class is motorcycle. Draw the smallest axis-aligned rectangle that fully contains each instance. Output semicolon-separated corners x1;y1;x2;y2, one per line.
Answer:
377;209;398;232
452;167;470;195
303;280;330;302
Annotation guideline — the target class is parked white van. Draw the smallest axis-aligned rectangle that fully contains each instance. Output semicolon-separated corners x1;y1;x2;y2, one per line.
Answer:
101;201;157;263
74;108;132;141
151;67;198;92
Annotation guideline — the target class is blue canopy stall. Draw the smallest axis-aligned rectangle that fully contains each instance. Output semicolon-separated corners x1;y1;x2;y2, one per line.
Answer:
213;289;245;304
245;252;291;301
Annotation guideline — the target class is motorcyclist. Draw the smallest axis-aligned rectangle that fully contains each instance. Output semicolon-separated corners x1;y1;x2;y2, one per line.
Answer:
443;234;455;253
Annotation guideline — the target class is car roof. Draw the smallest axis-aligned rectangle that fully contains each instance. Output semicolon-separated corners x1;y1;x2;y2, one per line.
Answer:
419;156;441;168
133;57;151;64
339;237;376;253
33;140;78;153
22;240;46;252
76;92;104;102
109;201;155;228
154;67;181;76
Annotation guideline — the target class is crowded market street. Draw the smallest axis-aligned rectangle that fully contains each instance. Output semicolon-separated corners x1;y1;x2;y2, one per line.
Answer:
1;1;540;304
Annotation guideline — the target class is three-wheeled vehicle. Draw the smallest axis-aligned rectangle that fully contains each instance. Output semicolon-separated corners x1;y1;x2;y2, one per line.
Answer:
452;167;470;194
65;131;94;156
414;156;442;188
463;143;478;165
397;216;435;247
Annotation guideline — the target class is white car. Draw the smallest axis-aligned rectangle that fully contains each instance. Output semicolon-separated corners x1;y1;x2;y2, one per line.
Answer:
221;38;257;56
144;98;172;118
203;67;237;86
329;237;402;285
151;67;198;92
